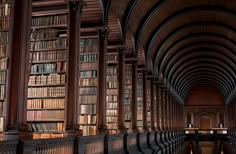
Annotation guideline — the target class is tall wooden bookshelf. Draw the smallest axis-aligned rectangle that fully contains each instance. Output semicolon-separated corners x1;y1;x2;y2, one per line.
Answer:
0;0;11;132
137;72;143;131
78;38;98;136
124;63;132;131
146;79;151;130
106;49;119;134
27;10;68;134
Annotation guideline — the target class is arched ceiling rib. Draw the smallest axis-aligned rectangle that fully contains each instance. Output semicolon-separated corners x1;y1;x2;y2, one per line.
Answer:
182;80;226;98
106;0;236;103
178;73;230;97
173;65;234;93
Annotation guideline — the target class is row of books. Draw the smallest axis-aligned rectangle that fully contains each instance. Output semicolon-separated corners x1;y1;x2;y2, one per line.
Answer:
30;62;66;73
124;113;131;120
106;75;118;81
106;62;118;132
125;87;132;93
32;14;67;27
30;38;67;50
146;80;151;127
0;116;3;132
79;125;96;136
31;29;61;40
0;71;6;83
80;70;97;78
0;0;8;133
80;54;97;62
125;79;132;85
107;89;118;95
106;68;118;74
125;122;131;129
124;105;131;112
80;47;97;54
28;86;65;97
0;84;5;99
106;81;117;88
28;122;64;132
0;57;7;70
28;74;66;85
79;38;98;136
106;110;117;115
79;115;96;125
137;110;143;120
27;110;64;121
106;95;118;102
27;98;64;109
0;18;9;30
0;3;10;17
107;54;118;62
107;102;118;109
79;95;97;104
80;104;96;114
0;45;7;57
0;31;8;43
79;87;97;95
79;78;97;86
137;121;143;127
0;101;4;115
124;98;131;104
124;65;132;129
106;116;117;123
80;39;97;50
30;50;66;62
107;123;117;129
80;62;97;70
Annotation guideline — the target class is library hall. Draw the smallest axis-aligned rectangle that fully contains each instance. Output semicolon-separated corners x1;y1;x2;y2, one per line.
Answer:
0;0;236;153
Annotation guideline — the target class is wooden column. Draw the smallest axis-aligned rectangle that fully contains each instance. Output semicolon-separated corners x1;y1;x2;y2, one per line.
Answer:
157;84;162;130
66;0;81;134
97;29;108;134
131;60;138;132
6;0;32;134
166;91;169;130
155;82;159;130
161;87;166;130
150;77;155;130
118;48;126;132
173;100;176;129
170;96;173;129
142;70;147;131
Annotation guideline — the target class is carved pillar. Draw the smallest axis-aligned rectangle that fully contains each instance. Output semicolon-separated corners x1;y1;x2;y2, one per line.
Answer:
97;29;108;134
161;87;166;130
142;70;147;131
157;84;162;130
169;96;173;129
66;0;82;134
150;77;155;130
6;0;32;135
166;91;169;130
131;60;138;132
118;48;126;132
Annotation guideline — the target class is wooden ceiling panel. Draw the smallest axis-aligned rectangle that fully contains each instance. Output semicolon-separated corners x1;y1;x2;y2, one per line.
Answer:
146;10;236;71
128;0;156;34
107;12;122;44
138;0;236;52
125;30;134;56
110;0;130;20
81;0;102;25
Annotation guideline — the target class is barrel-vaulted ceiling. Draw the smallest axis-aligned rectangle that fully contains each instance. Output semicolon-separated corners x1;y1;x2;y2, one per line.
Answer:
33;0;236;104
